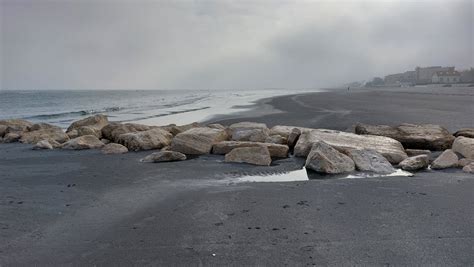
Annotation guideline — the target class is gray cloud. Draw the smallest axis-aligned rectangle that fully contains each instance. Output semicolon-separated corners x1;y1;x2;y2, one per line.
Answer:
1;0;472;90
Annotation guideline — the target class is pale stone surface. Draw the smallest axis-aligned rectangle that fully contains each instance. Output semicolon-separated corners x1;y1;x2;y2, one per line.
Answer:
161;122;202;136
431;149;459;169
406;149;431;157
452;136;474;159
0;119;33;135
462;163;474;174
454;128;474;138
355;123;455;151
3;133;21;143
207;123;226;130
101;143;128;154
294;129;407;164
212;141;289;158
77;126;102;138
171;127;228;155
67;130;79;139
265;135;287;145
224;146;272;166
32;140;54;150
101;123;152;143
19;123;69;144
229;122;269;142
458;158;474;167
399;155;429;171
305;141;355;174
117;128;173;151
269;125;312;139
66;114;108;133
140;151;187;163
62;135;105;150
346;149;395;174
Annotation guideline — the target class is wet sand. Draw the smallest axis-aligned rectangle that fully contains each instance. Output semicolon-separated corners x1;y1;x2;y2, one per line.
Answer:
1;86;473;265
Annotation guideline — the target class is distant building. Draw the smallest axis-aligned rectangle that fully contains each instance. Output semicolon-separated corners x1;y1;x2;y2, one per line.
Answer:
460;68;474;83
384;71;416;86
415;66;455;84
431;70;461;84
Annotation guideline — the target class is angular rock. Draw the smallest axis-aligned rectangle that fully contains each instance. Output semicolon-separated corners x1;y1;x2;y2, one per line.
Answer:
452;136;474;159
207;123;226;130
406;149;431;157
62;135;104;150
305;141;355;174
0;125;8;138
399;155;429;171
140;151;186;163
346;149;395;174
162;122;201;136
117;128;173;151
431;149;459;169
294;129;407;164
265;135;287;145
67;129;79;139
19;123;69;144
3;132;21;143
101;138;111;144
101;143;128;154
269;125;313;139
0;119;33;135
458;158;474;167
66;114;108;133
229;122;269;142
77;126;102;138
454;128;474;138
462;163;474;174
288;128;302;148
224;146;272;166
212;141;289;158
355;123;455;151
32;140;54;150
101;123;152;143
171;127;228;155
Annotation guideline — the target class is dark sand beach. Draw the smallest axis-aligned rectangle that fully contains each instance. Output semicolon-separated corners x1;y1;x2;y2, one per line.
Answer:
1;86;473;265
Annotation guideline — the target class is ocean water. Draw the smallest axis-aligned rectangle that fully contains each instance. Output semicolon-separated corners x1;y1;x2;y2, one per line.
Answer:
0;89;316;128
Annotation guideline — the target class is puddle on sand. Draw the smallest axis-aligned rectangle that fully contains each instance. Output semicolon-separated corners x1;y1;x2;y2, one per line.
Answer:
236;168;413;183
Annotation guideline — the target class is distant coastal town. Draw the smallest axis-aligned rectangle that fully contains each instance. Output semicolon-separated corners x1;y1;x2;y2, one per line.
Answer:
348;66;474;87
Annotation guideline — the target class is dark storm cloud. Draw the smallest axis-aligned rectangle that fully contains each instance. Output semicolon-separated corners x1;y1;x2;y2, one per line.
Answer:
1;0;472;90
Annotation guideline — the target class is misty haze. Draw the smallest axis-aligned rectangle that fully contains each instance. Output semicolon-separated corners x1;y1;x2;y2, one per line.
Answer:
1;0;473;266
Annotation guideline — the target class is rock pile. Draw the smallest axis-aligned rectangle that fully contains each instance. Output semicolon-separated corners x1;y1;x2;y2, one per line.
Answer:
1;116;473;175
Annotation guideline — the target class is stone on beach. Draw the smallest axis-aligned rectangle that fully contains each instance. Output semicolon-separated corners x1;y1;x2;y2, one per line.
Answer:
117;128;173;151
346;149;395;174
452;136;474;159
224;146;272;166
66;114;109;133
399;155;429;171
355;123;455;151
101;143;128;154
212;141;289;158
287;128;302;148
32;140;54;150
458;158;473;167
405;149;431;157
294;129;407;164
207;123;226;130
161;122;202;136
454;128;474;138
269;125;312;139
3;132;22;143
229;122;269;142
101;123;152;143
140;151;187;163
0;125;7;138
19;123;69;144
462;163;474;174
305;141;355;174
76;126;102;138
0;119;33;136
171;127;228;155
62;135;105;150
265;135;287;145
430;149;459;169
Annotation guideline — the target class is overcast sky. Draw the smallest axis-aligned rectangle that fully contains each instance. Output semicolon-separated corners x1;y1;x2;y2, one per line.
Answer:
1;0;472;90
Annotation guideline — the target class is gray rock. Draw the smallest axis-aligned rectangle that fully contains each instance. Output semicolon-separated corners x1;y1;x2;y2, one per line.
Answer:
3;132;21;143
229;122;269;142
0;125;7;138
452;136;474;159
161;122;202;136
32;140;54;150
431;149;459;169
224;146;272;166
67;129;79;139
265;135;287;145
62;135;105;150
207;123;226;130
355;123;455;151
0;119;33;135
171;127;228;155
117;128;173;151
140;151;187;163
269;125;313;138
462;163;474;174
458;158;474;167
101;143;128;154
305;141;355;174
66;114;108;133
212;141;289;158
406;149;431;157
77;126;102;138
20;123;69;144
454;128;474;138
101;123;152;143
294;129;407;164
287;128;302;148
346;149;395;174
101;138;111;144
399;155;429;171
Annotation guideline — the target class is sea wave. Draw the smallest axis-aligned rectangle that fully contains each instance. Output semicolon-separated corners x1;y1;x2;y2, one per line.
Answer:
23;106;123;120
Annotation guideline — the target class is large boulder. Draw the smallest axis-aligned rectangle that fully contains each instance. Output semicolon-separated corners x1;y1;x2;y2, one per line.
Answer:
452;136;474;159
305;141;355;174
454;128;474;138
62;135;104;150
355;123;455;151
101;143;128;154
76;126;102;138
431;149;459;169
161;122;202;136
19;123;69;144
0;119;33;135
265;135;287;145
32;140;54;150
269;125;313;139
399;155;429;171
346;149;395;174
462;163;474;174
212;141;289;158
140;151;187;163
66;114;108;133
229;122;269;142
224;146;272;166
294;129;407;164
117;128;173;151
3;132;21;143
458;158;474;167
287;128;302;148
101;123;152;143
171;127;228;155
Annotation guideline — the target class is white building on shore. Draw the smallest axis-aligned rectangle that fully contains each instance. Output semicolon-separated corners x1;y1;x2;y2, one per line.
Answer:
431;70;461;84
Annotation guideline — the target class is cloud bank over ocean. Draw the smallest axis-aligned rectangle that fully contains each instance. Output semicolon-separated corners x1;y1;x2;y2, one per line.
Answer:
1;0;472;90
